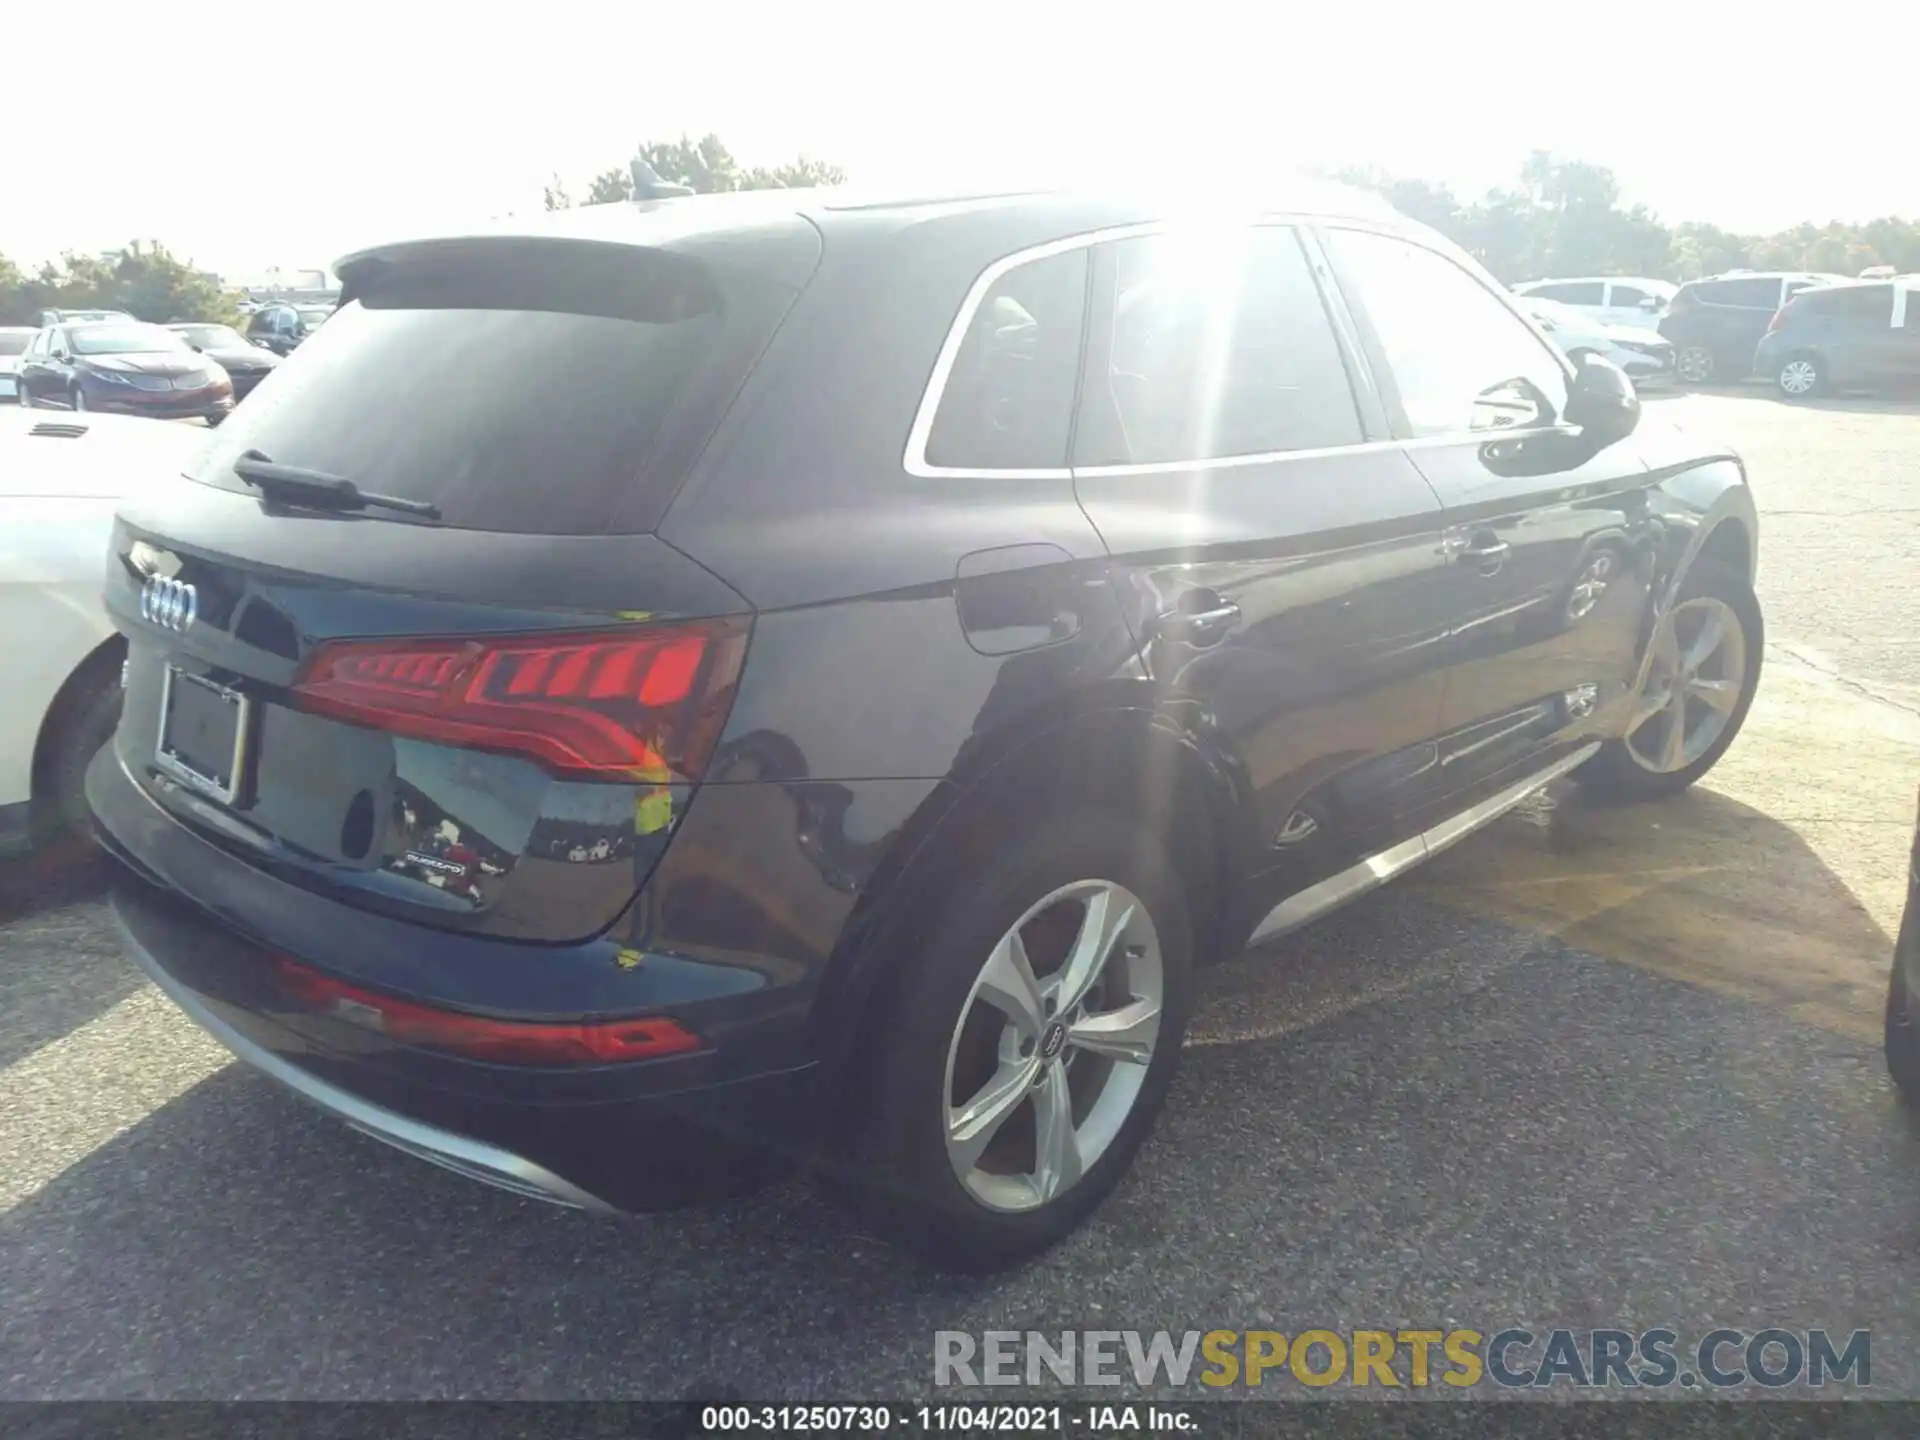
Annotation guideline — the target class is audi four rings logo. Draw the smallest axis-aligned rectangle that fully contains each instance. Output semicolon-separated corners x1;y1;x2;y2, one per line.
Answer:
141;575;198;634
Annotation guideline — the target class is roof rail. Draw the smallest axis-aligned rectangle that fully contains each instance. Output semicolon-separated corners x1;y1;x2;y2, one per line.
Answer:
630;159;694;201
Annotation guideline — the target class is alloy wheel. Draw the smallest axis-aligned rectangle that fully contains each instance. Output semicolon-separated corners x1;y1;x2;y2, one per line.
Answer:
1676;345;1715;384
1624;596;1748;774
1779;359;1819;396
942;879;1163;1213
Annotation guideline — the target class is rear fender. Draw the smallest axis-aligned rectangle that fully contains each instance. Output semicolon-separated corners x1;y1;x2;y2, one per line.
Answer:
807;694;1256;1083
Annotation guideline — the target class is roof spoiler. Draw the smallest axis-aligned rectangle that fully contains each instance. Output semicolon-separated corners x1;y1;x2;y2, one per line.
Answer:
631;159;694;201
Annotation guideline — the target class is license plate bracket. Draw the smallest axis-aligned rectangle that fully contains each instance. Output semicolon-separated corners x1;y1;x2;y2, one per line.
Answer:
156;666;252;805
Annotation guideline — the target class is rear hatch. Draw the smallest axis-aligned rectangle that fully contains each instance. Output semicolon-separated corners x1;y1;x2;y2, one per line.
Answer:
103;226;814;943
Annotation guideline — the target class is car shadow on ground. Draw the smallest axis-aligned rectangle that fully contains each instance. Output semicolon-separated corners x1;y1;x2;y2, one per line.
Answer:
0;845;136;1070
1409;778;1894;1039
1779;393;1920;416
0;781;1905;1397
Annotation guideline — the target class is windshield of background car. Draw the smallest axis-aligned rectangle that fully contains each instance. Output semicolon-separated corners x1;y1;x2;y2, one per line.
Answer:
0;332;29;356
178;325;248;349
68;325;189;356
184;244;796;535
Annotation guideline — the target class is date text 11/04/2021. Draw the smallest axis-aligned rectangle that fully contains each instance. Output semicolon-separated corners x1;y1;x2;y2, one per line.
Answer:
933;1327;1873;1390
699;1406;1194;1433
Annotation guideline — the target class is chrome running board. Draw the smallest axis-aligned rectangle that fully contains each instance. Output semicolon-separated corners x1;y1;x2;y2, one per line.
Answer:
1246;742;1600;946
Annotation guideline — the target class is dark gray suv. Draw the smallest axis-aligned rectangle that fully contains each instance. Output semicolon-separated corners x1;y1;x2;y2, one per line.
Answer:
90;181;1763;1272
1755;280;1920;399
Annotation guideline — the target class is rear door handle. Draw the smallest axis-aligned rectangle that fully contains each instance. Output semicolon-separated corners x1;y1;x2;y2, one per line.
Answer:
1155;600;1241;646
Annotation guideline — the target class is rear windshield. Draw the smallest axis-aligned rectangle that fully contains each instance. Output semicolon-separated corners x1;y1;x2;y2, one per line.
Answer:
186;244;796;535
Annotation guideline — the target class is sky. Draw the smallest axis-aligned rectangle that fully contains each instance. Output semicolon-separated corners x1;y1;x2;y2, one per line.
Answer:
8;1;1916;281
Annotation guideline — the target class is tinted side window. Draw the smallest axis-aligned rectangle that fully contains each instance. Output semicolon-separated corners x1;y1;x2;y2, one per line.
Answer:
1535;281;1605;304
924;247;1089;471
1700;278;1780;308
1078;227;1361;466
1808;286;1893;322
1323;228;1570;437
1609;283;1650;307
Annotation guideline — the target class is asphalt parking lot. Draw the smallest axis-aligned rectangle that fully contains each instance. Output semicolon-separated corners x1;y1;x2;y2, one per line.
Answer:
3;390;1919;1400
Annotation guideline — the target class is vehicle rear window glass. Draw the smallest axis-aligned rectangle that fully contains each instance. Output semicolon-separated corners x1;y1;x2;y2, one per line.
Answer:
187;245;792;535
925;247;1089;471
1532;281;1604;305
1078;226;1363;464
1696;278;1780;308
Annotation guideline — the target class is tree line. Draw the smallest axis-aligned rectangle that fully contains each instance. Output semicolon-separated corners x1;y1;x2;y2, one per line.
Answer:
8;142;1913;330
0;241;237;328
1333;151;1920;284
542;133;846;210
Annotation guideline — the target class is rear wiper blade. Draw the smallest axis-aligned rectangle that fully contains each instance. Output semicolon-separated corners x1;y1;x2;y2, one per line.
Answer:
232;450;441;519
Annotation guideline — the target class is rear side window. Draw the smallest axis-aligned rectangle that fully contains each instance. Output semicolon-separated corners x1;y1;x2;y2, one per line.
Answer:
1077;226;1362;465
924;248;1089;472
189;245;794;535
1696;278;1780;308
1609;282;1652;307
1802;285;1893;322
1532;281;1605;304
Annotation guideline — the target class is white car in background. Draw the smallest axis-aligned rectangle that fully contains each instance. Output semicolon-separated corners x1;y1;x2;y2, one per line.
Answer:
0;408;212;854
1513;275;1676;330
1520;295;1675;385
0;326;33;400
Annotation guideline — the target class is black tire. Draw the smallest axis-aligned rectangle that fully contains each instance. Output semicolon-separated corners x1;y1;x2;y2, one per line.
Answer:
1887;963;1920;1103
1576;556;1762;803
1775;352;1824;401
825;809;1195;1273
38;655;123;843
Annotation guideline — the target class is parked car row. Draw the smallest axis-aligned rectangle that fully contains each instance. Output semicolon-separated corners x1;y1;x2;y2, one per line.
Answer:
10;317;282;425
1655;271;1843;385
1519;267;1920;398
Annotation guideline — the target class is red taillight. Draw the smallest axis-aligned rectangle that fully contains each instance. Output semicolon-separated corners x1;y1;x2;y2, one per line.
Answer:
290;617;750;782
276;957;702;1066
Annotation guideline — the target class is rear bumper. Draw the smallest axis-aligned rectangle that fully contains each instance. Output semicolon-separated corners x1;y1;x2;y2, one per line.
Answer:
90;745;825;1212
118;908;620;1212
